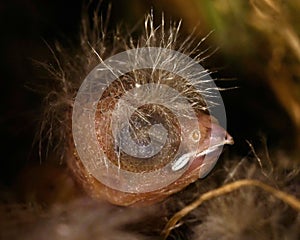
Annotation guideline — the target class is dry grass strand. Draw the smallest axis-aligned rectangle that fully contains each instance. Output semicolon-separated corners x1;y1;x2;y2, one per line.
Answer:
162;179;300;239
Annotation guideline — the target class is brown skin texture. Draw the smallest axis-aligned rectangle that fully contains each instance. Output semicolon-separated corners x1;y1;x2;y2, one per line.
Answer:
67;112;233;206
14;163;82;206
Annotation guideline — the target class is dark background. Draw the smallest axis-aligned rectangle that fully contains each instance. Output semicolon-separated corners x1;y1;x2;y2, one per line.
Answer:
0;0;80;185
0;0;295;186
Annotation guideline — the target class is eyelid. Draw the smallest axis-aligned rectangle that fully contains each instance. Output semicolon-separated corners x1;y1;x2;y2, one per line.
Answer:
172;151;196;171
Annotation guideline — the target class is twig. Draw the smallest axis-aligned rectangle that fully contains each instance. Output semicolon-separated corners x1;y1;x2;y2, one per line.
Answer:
162;179;300;239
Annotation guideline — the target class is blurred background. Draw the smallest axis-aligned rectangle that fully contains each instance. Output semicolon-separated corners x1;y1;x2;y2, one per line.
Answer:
0;0;299;200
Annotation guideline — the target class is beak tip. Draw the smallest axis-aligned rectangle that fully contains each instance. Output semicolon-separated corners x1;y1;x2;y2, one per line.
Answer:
225;132;234;145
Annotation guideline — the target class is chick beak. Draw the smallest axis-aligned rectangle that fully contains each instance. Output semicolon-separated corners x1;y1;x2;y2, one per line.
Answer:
187;121;234;178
